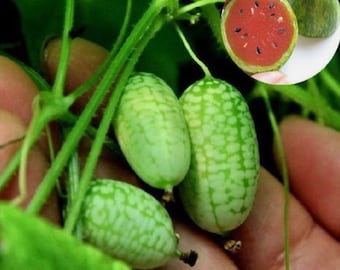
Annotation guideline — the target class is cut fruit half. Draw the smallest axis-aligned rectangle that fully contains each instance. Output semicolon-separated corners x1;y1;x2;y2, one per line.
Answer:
221;0;298;74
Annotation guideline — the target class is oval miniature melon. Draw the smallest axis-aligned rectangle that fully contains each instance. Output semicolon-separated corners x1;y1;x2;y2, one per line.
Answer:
80;180;197;269
288;0;340;38
113;72;191;196
178;77;259;235
221;0;298;74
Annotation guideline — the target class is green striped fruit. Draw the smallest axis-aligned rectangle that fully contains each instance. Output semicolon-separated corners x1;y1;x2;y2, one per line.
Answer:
113;72;191;194
288;0;340;37
79;179;196;269
178;77;259;235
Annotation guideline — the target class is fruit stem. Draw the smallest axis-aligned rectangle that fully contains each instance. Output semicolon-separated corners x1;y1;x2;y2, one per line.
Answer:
161;189;175;205
258;84;291;270
174;23;212;77
179;250;198;267
224;239;242;254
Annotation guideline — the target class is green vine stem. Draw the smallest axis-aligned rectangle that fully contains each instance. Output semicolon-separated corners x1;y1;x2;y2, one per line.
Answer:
252;82;340;131
307;78;325;125
319;69;340;98
66;150;82;239
176;0;223;15
257;84;291;270
60;112;121;153
174;23;212;77
0;0;225;198
52;0;74;98
0;151;19;191
26;0;176;216
4;0;75;204
0;60;54;192
176;0;224;48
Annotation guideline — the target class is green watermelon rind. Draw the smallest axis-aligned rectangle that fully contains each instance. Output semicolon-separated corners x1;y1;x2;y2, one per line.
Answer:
288;0;340;38
221;0;298;74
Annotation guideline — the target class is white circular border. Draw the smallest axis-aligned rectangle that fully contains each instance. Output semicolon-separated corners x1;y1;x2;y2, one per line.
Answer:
280;21;340;84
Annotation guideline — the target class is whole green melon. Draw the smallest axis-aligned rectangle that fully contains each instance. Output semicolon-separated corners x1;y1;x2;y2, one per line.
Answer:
288;0;340;38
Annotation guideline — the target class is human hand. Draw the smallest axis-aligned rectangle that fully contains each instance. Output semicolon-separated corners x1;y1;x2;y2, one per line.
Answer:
251;71;290;85
0;38;339;269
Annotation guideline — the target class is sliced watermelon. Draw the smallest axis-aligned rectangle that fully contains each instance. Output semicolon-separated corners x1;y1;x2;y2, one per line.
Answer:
221;0;298;74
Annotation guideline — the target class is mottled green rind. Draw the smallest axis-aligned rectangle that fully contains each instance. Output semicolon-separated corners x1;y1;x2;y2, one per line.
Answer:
0;203;130;270
80;179;180;269
178;77;259;235
113;72;191;191
288;0;340;37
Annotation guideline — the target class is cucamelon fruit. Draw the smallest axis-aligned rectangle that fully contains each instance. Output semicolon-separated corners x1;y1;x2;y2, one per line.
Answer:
113;72;191;198
288;0;340;38
79;179;197;269
178;77;260;235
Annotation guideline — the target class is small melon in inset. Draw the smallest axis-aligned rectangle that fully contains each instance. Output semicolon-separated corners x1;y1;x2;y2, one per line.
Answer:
288;0;340;38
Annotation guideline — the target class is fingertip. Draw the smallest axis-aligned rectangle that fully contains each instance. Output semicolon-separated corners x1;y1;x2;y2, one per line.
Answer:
0;109;60;224
279;116;340;237
43;37;108;91
251;71;290;84
0;56;38;125
43;37;109;117
158;220;237;270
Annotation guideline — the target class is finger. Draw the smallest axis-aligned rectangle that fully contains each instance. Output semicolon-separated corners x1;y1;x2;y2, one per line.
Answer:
251;71;290;84
0;109;60;223
0;56;38;125
0;55;57;157
279;117;340;237
231;168;340;269
43;37;109;117
0;56;60;222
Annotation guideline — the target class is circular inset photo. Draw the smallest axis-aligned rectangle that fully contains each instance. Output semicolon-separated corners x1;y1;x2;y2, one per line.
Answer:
221;0;340;85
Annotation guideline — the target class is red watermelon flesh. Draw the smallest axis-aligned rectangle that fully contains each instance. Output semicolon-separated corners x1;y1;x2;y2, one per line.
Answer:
221;0;298;73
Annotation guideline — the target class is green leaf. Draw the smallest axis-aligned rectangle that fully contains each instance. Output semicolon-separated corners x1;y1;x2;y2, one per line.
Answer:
76;0;189;90
74;0;146;49
136;24;190;92
0;203;131;270
13;0;65;70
